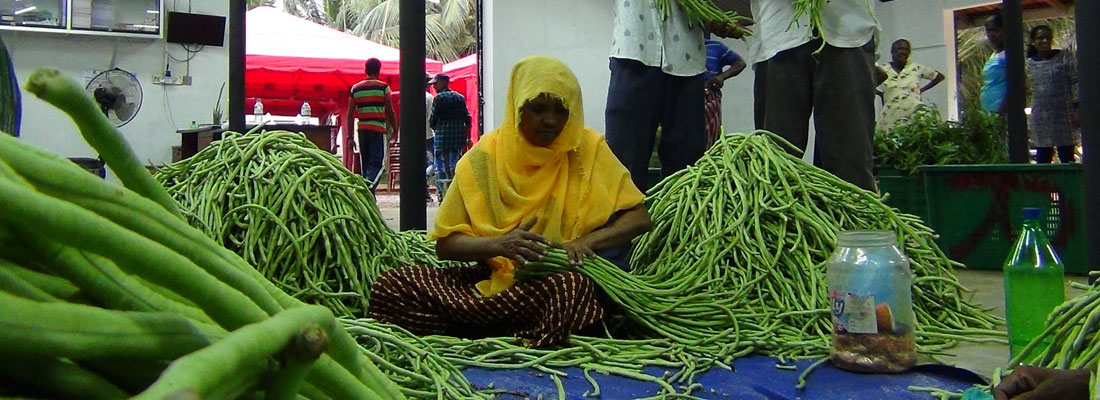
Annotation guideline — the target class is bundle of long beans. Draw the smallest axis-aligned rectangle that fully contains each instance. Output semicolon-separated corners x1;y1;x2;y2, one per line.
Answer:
626;132;1004;358
394;229;474;269
154;130;411;316
653;0;753;37
0;67;404;399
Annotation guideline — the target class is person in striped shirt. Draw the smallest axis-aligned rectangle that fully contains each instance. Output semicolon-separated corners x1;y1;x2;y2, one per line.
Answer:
346;58;397;187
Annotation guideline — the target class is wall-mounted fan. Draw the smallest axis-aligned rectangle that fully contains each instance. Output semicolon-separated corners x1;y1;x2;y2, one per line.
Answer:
86;68;142;127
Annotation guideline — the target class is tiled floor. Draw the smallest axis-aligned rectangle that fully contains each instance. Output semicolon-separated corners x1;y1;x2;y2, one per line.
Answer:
376;198;1086;378
936;269;1088;378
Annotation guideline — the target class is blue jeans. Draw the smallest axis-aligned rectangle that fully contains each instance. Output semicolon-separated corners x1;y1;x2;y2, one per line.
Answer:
434;146;463;199
358;131;385;187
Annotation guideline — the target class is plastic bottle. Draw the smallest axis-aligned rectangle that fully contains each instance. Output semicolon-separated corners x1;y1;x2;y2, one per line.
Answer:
828;230;917;373
301;101;311;123
1004;207;1066;358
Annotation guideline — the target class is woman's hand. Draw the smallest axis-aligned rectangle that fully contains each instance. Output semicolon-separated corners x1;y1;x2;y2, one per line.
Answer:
493;218;550;266
992;366;1090;400
556;238;596;266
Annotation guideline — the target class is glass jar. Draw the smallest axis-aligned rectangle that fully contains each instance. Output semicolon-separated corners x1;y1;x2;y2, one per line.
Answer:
828;230;917;373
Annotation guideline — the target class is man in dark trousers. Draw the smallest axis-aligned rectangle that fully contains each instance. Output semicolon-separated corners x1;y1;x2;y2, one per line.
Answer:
429;73;471;201
347;58;397;189
749;0;878;191
605;0;744;193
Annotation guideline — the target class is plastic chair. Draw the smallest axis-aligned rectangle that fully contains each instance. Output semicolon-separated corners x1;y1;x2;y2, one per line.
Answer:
387;143;401;191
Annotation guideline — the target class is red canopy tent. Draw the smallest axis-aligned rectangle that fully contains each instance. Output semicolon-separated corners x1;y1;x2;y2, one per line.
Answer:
442;53;480;145
245;6;444;169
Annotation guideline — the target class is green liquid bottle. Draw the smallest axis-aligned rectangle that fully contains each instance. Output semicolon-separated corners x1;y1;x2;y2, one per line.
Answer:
1003;207;1066;358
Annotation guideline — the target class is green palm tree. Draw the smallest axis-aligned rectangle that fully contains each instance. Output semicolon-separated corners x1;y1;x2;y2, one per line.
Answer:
274;0;476;63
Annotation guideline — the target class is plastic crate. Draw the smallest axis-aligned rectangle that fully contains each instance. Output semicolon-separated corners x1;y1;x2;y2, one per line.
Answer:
646;167;662;192
875;166;927;220
922;164;1087;273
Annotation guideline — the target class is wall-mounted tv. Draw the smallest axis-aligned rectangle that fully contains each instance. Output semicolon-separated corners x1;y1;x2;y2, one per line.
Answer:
166;12;225;47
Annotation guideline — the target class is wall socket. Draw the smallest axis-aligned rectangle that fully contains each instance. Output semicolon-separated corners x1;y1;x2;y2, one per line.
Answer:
153;75;192;86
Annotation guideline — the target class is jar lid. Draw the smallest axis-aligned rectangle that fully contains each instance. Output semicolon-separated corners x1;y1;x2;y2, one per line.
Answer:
837;230;897;247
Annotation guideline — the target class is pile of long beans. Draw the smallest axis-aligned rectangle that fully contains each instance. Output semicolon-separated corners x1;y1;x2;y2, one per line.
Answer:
154;130;411;317
627;132;1003;358
0;67;404;399
342;318;493;399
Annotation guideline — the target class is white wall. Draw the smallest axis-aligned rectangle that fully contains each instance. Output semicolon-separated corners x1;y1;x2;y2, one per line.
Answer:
2;0;228;167
483;0;614;133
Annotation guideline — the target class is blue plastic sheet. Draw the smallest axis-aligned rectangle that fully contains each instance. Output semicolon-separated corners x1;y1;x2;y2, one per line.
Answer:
463;355;984;399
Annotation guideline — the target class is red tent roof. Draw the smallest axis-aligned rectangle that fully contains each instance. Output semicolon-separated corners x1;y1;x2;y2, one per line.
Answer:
443;53;477;79
245;6;444;102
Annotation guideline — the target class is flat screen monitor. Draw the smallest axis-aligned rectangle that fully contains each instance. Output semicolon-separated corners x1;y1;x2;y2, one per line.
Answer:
165;12;225;47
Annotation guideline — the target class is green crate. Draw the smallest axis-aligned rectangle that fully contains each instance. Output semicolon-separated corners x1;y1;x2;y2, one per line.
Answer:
921;164;1087;273
875;166;927;220
647;167;662;192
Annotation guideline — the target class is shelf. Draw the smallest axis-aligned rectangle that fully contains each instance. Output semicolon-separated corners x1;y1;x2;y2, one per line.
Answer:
0;0;162;39
0;23;159;38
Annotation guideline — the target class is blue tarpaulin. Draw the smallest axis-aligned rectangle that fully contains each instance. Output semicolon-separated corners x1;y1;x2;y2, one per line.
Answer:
463;355;985;399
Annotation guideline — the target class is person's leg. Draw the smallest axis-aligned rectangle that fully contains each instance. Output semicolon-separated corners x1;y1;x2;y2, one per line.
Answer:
753;62;768;130
436;147;462;199
1057;145;1077;163
761;44;814;158
425;137;435;200
606;58;665;191
1036;147;1054;163
811;40;877;191
659;73;706;178
704;88;722;147
358;131;372;181
362;132;386;186
434;146;447;199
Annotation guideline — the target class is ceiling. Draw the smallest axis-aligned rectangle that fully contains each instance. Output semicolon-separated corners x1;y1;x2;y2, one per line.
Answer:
956;0;1075;27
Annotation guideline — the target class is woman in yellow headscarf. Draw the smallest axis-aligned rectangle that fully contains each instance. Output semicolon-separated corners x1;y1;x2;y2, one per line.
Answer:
369;56;651;347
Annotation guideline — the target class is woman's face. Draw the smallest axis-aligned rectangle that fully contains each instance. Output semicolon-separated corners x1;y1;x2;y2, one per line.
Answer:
986;21;1004;50
518;94;569;147
1032;28;1054;53
892;41;911;64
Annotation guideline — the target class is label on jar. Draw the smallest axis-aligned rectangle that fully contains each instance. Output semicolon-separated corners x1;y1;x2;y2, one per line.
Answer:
831;291;879;334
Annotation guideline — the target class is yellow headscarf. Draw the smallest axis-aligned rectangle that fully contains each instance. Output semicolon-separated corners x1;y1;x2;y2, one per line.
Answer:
430;56;645;297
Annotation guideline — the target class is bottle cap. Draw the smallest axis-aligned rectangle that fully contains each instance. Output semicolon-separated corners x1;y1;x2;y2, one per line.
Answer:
1022;207;1041;220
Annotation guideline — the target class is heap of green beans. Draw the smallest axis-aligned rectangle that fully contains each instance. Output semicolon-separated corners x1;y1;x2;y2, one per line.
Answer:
342;318;493;399
154;130;412;317
628;132;1004;358
0;67;405;399
654;0;752;37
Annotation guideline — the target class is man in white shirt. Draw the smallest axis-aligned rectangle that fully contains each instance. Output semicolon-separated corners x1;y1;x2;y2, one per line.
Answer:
425;74;437;202
748;0;879;191
605;0;743;193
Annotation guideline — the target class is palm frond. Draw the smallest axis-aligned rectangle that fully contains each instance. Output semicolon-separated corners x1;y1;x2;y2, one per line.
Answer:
330;0;476;62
